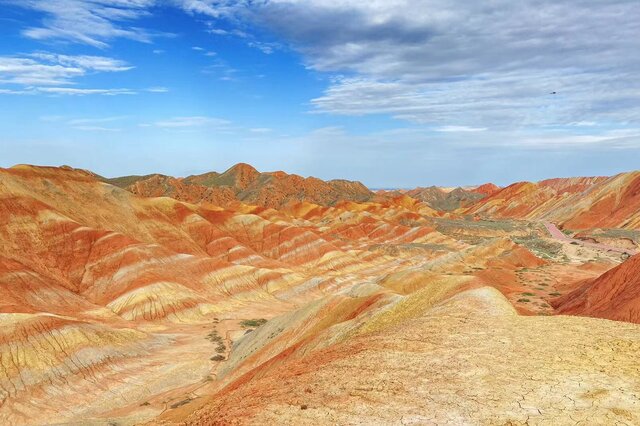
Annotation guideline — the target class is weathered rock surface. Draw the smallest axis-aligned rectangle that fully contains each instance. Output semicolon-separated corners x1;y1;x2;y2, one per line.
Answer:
106;163;374;209
1;164;639;425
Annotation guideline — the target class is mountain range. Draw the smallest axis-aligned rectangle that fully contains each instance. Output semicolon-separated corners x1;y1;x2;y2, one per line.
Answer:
1;164;639;425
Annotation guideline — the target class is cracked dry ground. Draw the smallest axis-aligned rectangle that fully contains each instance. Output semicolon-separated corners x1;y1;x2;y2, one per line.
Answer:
155;288;640;426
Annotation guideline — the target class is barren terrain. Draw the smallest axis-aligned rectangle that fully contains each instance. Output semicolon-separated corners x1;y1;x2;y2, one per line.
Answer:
1;165;639;425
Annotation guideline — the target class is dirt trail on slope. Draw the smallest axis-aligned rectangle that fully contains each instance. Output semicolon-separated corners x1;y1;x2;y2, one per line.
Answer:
543;222;638;256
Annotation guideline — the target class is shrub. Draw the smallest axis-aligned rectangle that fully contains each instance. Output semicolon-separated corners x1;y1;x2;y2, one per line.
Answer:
517;298;530;303
240;318;267;328
210;355;225;362
170;398;193;409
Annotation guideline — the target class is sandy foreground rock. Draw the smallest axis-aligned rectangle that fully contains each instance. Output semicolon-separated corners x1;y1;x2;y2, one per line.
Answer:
154;287;640;425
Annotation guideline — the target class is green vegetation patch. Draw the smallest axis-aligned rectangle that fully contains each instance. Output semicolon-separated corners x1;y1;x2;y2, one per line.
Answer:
240;318;268;328
511;235;563;259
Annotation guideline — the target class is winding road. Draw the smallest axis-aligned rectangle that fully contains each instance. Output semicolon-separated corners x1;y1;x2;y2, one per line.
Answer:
543;222;638;256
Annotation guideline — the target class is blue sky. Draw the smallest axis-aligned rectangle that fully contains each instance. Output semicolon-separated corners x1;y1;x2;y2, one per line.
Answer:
1;1;639;187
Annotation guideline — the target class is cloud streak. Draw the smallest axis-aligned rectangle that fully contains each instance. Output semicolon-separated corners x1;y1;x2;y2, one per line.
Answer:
0;53;132;86
10;0;156;48
147;116;232;128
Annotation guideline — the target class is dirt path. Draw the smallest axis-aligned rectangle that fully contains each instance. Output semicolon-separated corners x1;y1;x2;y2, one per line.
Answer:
543;222;638;256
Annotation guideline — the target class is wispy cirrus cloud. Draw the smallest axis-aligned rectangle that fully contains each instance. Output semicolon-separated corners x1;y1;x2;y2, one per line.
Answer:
72;125;123;132
0;53;131;85
436;126;487;133
8;0;156;48
192;46;217;57
68;116;129;125
146;86;169;93
249;127;273;133
0;52;170;95
146;116;232;128
36;115;128;131
1;87;137;96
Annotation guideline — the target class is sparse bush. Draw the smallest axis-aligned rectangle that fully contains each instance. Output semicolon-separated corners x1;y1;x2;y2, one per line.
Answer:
170;398;193;409
549;292;561;297
240;318;267;328
210;355;225;362
522;292;535;296
206;329;224;344
517;298;530;303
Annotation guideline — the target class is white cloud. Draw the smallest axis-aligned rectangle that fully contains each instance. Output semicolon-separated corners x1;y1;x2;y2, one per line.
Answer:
568;121;598;127
247;41;280;54
28;53;133;72
37;87;136;95
0;53;132;87
0;57;83;86
72;125;122;132
436;126;487;133
150;116;232;128
68;116;128;125
0;52;140;95
39;115;66;122
5;0;639;143
191;46;217;57
216;0;640;129
250;127;273;133
146;86;169;93
207;28;230;35
11;0;156;47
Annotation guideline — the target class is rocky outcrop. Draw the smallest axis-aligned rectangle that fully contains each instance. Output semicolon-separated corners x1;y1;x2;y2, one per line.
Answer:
106;163;374;209
553;253;640;323
465;173;640;230
404;184;498;211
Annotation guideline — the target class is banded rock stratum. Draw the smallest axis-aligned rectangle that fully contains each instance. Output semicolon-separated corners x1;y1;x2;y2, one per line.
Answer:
0;164;639;425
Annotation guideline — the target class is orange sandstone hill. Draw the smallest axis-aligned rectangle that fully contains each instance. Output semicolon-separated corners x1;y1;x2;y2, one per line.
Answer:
376;183;500;212
105;163;374;209
464;172;640;229
2;164;640;425
553;253;640;323
404;185;497;211
0;164;455;424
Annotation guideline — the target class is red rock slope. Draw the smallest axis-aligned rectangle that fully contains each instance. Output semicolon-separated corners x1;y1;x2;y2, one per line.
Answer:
106;163;374;209
464;173;640;230
0;164;460;424
553;253;640;323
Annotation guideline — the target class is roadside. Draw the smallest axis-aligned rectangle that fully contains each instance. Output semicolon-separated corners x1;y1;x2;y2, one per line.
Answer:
543;222;638;256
